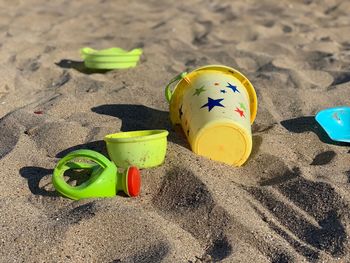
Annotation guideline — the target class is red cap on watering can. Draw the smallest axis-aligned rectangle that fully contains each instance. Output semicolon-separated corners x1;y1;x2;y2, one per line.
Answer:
125;166;141;197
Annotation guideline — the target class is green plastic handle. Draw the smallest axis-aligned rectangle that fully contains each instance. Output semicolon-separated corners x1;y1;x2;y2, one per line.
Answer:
65;161;96;170
52;149;117;200
165;72;188;103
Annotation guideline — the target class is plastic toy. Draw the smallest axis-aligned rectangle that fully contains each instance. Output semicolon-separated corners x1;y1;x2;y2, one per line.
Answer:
165;65;258;166
315;106;350;143
104;130;169;169
80;47;142;69
52;149;141;200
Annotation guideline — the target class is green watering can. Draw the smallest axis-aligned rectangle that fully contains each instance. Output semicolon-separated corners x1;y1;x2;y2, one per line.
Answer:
52;149;141;200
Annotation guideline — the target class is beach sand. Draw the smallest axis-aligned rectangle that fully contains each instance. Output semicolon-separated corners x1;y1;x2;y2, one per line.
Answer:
1;0;350;262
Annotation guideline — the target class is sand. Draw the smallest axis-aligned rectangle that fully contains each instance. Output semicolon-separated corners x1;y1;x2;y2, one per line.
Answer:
1;0;350;262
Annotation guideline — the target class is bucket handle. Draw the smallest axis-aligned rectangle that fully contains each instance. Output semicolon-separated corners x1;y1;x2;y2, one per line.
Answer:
165;72;188;103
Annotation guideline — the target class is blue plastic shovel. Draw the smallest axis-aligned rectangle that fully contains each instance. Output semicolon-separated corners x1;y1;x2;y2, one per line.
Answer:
315;106;350;143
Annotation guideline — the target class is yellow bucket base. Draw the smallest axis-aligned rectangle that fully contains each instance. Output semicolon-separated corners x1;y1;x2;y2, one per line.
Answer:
193;122;252;166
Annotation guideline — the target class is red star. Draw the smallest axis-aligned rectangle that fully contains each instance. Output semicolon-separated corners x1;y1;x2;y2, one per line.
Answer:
235;107;245;117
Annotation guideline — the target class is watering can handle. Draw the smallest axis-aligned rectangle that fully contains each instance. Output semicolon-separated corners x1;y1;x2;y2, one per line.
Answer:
165;72;188;103
54;149;111;170
52;149;116;199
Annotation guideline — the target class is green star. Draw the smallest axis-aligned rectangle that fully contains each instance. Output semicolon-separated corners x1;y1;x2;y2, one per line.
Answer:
239;102;246;111
193;85;206;96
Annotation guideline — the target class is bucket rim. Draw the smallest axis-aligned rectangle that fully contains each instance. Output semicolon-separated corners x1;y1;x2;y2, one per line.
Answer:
104;129;169;143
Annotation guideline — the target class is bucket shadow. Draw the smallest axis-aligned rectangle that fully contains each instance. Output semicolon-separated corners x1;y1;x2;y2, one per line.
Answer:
280;116;350;146
249;135;263;160
20;166;58;197
91;104;189;148
56;140;107;158
55;59;111;75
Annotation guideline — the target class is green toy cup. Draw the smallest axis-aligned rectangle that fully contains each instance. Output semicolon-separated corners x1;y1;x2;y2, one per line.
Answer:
104;130;169;169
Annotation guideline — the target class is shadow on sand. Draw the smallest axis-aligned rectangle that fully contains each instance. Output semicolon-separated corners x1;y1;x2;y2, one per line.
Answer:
55;59;111;75
91;104;189;148
281;116;350;146
20;166;58;197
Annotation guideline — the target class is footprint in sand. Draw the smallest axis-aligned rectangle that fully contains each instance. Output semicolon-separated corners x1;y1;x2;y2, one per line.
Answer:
0;114;20;159
29;121;89;157
152;158;311;262
51;202;97;225
120;241;170;263
0;84;10;100
192;20;213;46
247;171;348;260
72;76;105;95
32;201;172;262
237;150;348;260
271;56;334;89
152;167;233;262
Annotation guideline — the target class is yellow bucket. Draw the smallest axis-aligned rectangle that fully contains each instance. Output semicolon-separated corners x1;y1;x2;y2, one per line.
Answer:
165;65;257;166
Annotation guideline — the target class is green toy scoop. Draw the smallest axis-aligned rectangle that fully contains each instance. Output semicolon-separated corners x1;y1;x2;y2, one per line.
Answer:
52;149;141;200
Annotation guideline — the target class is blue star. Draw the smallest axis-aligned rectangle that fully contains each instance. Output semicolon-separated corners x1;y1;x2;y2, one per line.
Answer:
220;89;226;93
226;82;240;93
201;97;225;112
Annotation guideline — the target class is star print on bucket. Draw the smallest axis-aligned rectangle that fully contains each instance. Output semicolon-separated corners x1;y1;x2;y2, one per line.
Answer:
193;85;206;96
239;102;246;111
201;97;225;111
235;107;245;118
226;82;240;93
165;65;258;166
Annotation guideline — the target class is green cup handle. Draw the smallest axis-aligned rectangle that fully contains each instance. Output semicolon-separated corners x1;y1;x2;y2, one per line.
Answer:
52;149;116;200
165;72;188;103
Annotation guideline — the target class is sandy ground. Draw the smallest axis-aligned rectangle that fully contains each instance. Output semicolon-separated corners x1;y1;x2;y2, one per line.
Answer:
1;0;350;262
